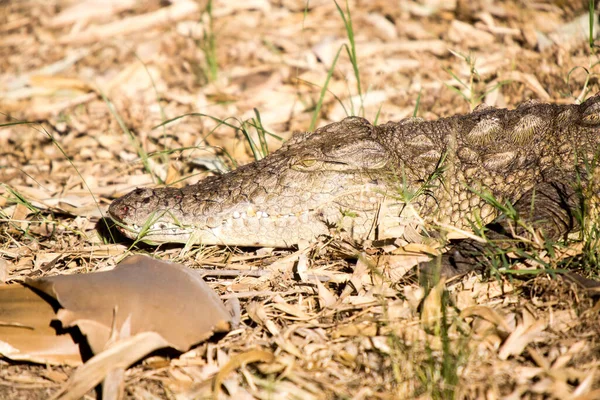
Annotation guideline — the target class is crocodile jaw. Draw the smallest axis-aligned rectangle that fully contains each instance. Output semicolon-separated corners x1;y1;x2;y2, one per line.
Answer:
108;183;405;247
109;202;330;247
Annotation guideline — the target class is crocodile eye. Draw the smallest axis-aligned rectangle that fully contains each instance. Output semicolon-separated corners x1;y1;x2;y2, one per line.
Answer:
300;159;317;167
291;158;321;171
582;113;600;125
581;102;600;126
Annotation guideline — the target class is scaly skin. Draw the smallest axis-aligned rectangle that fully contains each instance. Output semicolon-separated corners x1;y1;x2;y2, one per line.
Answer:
108;95;600;252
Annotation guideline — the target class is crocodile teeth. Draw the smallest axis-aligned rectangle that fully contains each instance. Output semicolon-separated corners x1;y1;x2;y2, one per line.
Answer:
232;211;241;219
256;211;269;218
299;212;309;223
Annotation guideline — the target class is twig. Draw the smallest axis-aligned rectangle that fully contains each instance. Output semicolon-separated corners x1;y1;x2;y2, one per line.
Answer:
221;288;315;299
196;268;336;283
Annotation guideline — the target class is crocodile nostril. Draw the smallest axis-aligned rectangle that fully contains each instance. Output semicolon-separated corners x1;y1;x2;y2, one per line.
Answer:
114;205;129;219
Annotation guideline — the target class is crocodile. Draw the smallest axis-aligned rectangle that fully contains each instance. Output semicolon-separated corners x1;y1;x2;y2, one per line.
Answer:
108;95;600;275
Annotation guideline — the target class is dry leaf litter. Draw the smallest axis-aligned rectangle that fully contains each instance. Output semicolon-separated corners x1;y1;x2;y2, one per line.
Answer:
1;0;600;399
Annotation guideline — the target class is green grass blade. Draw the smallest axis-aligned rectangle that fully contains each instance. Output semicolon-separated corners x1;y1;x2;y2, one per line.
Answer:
100;92;159;183
309;46;344;131
334;0;363;115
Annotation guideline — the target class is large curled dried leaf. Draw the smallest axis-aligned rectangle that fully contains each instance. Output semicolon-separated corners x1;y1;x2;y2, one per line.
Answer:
25;255;232;354
0;284;82;366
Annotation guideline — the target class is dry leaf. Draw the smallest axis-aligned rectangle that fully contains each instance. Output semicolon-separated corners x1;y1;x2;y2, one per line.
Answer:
447;20;495;46
51;332;169;400
0;258;9;283
247;301;279;336
498;315;547;360
0;284;82;366
332;321;378;338
48;0;138;27
421;278;446;332
271;301;311;320
213;349;275;398
460;305;511;333
59;0;201;44
573;369;597;398
314;277;337;309
25;255;232;354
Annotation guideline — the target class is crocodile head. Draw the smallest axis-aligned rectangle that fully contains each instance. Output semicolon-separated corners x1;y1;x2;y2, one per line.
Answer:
108;95;600;247
108;117;408;247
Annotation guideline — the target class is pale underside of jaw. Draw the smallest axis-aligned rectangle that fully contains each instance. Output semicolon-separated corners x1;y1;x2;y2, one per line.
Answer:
114;195;422;247
116;208;320;247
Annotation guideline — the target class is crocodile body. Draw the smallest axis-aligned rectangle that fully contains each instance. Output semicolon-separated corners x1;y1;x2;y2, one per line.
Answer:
108;95;600;250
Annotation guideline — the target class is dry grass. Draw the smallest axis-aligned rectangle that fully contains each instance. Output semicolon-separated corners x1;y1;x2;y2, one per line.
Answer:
2;0;600;398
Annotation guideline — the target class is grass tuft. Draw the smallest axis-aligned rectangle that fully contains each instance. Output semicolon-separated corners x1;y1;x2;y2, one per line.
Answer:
444;50;509;109
196;0;219;84
309;0;365;131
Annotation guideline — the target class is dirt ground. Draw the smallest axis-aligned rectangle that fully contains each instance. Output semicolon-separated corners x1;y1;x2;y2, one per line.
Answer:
2;0;600;399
